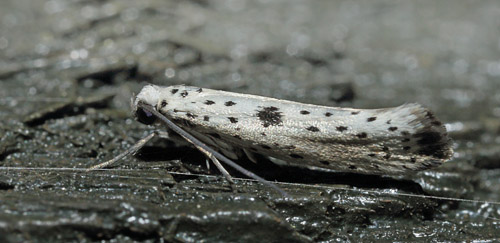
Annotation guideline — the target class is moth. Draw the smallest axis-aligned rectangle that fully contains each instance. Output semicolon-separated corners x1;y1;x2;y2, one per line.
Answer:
89;84;453;196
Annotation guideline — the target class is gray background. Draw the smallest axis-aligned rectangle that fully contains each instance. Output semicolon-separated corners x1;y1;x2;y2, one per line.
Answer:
1;0;499;241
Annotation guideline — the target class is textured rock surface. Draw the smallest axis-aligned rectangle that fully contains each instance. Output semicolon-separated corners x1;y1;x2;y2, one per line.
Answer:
1;0;499;241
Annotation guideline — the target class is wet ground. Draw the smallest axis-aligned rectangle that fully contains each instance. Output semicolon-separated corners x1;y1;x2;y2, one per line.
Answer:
1;0;500;242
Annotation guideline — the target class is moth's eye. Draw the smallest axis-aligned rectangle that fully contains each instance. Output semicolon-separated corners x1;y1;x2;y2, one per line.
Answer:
135;107;157;125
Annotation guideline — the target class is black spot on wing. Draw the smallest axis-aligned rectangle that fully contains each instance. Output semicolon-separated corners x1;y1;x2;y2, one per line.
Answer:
171;89;179;94
196;88;203;93
228;117;238;123
388;126;398;131
306;126;320;132
203;116;210;121
348;165;357;170
300;110;310;115
401;131;410;136
325;112;333;117
225;101;236;106
186;113;197;119
204;100;215;105
413;131;449;159
290;154;303;159
432;120;443;126
367;117;377;122
425;111;435;120
414;131;441;145
351;111;360;115
320;160;329;165
180;90;188;97
256;106;283;127
160;100;168;108
419;145;448;159
336;126;348;132
356;132;367;138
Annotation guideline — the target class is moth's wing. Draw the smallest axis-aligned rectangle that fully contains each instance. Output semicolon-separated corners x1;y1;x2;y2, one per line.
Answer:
243;149;260;163
188;129;243;161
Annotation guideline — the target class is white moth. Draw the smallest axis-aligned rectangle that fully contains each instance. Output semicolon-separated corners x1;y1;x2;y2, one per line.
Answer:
90;84;453;195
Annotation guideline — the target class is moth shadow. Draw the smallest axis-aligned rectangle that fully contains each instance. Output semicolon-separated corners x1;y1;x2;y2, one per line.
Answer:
134;145;426;194
134;145;223;173
134;145;197;162
236;157;427;194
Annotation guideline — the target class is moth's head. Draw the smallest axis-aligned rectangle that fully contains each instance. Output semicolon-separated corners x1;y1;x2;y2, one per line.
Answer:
132;84;162;125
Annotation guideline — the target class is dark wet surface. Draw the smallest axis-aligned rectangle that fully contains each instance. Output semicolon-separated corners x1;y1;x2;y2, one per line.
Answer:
1;0;500;242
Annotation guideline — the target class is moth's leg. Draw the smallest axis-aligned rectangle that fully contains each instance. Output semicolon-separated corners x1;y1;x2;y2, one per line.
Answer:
178;133;235;184
155;130;171;139
89;130;236;184
161;132;237;192
203;151;235;184
138;102;288;197
86;132;158;171
157;130;234;183
199;148;238;193
205;159;211;170
208;156;236;185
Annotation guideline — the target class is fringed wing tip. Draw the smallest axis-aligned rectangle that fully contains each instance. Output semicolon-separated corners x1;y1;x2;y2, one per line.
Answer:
402;103;453;161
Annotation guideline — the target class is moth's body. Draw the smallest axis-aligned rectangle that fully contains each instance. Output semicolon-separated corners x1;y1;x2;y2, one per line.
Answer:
134;84;452;175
